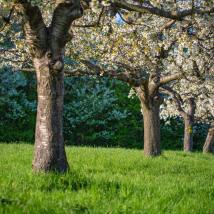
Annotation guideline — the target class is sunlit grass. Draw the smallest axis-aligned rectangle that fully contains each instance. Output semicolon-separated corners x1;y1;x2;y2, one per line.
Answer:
0;143;214;214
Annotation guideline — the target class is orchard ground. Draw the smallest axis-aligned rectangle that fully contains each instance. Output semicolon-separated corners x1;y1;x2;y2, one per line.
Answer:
0;143;214;214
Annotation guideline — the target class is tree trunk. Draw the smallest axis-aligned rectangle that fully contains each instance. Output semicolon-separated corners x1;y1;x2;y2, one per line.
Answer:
142;103;161;156
183;116;194;152
32;58;68;172
11;0;83;173
203;127;214;154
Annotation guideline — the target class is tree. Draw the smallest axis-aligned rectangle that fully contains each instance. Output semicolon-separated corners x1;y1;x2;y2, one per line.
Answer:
0;0;213;171
203;123;214;154
161;74;214;152
67;2;213;156
161;85;196;152
201;76;214;154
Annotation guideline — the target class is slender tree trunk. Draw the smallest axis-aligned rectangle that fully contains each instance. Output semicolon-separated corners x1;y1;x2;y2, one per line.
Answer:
142;103;161;156
182;98;196;152
183;116;194;152
203;127;214;154
32;57;68;172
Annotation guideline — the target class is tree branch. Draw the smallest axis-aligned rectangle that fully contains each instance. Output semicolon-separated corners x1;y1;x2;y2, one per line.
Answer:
0;5;15;32
14;0;47;57
159;20;176;32
160;73;183;85
50;0;83;61
160;85;186;118
113;0;214;20
81;60;146;86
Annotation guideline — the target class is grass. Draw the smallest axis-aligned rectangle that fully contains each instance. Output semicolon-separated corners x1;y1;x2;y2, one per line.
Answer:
0;143;214;214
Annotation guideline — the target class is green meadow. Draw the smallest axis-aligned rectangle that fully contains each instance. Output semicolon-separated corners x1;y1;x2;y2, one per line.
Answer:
0;143;214;214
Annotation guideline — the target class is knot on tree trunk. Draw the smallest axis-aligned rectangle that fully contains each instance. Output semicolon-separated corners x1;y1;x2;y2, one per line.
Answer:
44;51;64;73
51;60;64;72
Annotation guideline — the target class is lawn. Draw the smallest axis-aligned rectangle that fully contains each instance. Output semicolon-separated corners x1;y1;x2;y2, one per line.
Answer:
0;143;214;214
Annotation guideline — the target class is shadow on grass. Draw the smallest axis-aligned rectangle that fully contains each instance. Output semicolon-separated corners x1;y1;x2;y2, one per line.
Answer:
38;169;126;195
39;170;90;192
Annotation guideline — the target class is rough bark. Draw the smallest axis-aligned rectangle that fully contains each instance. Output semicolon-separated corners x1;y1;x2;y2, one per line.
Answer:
203;127;214;154
135;85;162;156
32;57;68;172
183;116;194;152
142;102;161;156
183;98;196;152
